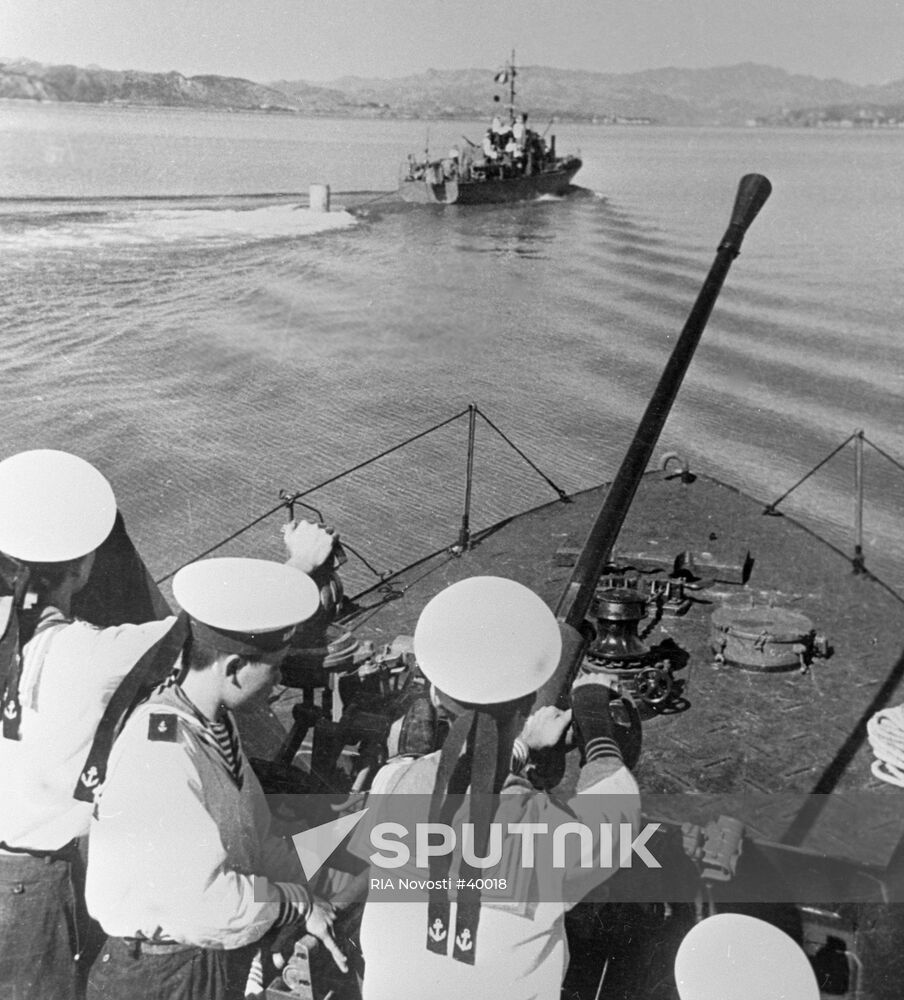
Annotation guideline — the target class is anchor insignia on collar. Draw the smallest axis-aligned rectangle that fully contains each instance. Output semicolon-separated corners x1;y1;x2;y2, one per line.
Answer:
80;765;99;789
455;928;473;952
428;918;447;943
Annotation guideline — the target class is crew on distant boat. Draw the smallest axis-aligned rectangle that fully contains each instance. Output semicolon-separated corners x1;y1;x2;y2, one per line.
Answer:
512;112;528;149
403;111;551;190
406;153;426;181
504;134;522;173
447;146;463;180
479;111;549;179
490;115;512;149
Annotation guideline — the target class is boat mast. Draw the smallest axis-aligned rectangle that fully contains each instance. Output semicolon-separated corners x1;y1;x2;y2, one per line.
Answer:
509;49;517;123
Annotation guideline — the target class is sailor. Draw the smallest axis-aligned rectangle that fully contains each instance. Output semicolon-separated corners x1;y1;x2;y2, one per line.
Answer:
234;516;347;764
512;112;528;149
0;448;342;1000
504;134;522;173
482;128;498;161
0;449;177;1000
532;130;548;163
85;557;348;1000
453;143;472;181
355;576;641;1000
491;114;513;150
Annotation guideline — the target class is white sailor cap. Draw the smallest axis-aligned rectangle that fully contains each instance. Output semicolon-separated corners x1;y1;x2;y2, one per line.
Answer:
173;557;320;656
0;449;117;563
413;576;561;705
674;913;819;1000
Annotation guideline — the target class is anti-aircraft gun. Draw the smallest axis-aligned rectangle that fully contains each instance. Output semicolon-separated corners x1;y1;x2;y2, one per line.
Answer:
254;176;782;1000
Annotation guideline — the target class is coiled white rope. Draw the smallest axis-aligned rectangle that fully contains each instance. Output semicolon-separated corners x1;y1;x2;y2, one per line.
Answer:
867;705;904;787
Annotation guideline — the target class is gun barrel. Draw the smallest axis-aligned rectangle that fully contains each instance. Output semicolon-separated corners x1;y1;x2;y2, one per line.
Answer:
536;174;772;708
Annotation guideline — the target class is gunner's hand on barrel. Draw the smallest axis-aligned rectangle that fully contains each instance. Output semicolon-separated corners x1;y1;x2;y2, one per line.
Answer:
282;519;338;574
519;705;573;751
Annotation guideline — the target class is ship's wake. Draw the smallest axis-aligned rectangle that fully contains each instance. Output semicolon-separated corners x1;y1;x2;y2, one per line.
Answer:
0;198;357;251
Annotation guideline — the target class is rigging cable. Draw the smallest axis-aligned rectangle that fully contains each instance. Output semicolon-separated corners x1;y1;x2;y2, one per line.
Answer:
476;407;571;502
154;408;471;585
762;432;858;514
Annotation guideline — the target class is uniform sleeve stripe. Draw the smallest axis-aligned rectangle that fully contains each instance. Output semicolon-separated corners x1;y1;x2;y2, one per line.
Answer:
585;736;622;764
273;881;312;928
510;737;529;774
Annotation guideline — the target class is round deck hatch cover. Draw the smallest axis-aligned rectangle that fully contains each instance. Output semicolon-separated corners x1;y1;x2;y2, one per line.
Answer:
711;606;816;671
711;606;813;643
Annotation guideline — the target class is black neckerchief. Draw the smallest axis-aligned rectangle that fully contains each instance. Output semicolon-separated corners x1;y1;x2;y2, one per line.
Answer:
426;694;515;965
0;556;30;741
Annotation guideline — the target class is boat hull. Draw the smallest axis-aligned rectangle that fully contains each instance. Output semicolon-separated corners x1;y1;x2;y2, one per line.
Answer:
398;157;582;205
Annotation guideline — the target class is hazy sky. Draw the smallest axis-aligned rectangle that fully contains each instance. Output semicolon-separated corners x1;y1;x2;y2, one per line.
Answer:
4;0;904;85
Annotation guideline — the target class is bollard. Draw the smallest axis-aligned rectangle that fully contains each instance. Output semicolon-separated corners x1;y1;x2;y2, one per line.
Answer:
308;184;330;213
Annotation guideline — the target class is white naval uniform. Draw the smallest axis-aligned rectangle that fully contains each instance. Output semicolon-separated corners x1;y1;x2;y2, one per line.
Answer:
0;608;174;851
86;682;308;950
358;754;640;1000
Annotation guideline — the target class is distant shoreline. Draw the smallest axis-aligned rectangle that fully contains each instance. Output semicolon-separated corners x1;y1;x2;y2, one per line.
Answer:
6;58;904;127
0;95;653;125
6;99;904;131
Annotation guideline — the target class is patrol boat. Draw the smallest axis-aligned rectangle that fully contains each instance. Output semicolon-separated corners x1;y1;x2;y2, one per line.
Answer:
397;54;582;206
89;175;904;998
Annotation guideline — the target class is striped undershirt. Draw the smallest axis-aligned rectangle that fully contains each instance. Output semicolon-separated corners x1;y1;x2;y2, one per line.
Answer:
167;684;244;789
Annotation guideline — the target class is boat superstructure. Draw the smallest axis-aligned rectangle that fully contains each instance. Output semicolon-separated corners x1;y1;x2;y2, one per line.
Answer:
398;52;582;206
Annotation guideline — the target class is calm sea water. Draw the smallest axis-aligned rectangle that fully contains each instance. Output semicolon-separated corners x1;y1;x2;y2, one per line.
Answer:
2;102;903;596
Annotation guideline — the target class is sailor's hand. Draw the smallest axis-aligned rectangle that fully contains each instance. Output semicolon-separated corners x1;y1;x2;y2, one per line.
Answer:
304;897;348;974
282;520;337;575
519;705;573;751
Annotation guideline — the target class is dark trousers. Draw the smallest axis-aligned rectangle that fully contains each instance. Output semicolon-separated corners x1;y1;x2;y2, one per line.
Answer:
87;937;258;1000
0;850;85;1000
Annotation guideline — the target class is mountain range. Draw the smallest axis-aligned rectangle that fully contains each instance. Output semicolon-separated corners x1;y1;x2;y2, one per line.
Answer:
3;58;904;126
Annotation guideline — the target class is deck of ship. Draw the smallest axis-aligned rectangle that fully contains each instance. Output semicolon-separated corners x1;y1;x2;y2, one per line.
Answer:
338;467;904;869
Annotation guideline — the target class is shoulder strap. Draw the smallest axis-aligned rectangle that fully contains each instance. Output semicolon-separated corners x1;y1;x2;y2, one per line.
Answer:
74;611;190;801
